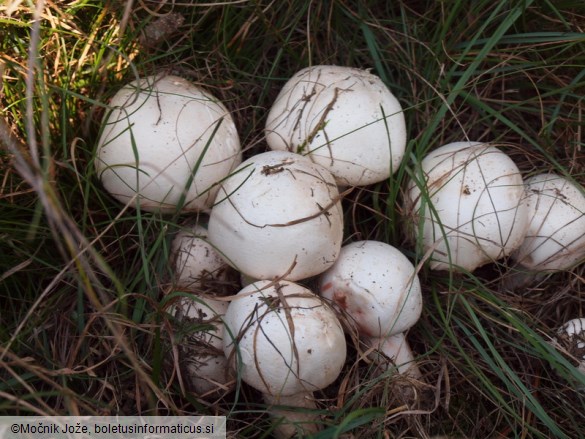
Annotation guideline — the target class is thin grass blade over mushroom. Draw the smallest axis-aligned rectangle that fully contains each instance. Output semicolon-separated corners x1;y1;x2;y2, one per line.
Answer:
96;74;242;213
405;142;529;272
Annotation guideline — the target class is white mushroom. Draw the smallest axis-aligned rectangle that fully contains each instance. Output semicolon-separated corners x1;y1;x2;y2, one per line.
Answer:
405;141;529;272
223;280;347;438
265;65;407;187
319;240;422;377
169;295;233;396
208;150;343;281
512;173;585;272
96;74;241;212
171;223;235;292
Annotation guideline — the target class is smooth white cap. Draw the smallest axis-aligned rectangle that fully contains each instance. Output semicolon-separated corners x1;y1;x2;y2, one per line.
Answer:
222;280;347;396
265;65;406;187
405;141;528;272
319;240;422;338
512;173;585;271
208;150;343;281
96;75;242;212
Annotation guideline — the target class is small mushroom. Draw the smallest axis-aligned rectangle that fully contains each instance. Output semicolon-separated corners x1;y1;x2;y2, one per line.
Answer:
512;173;585;272
265;65;407;187
168;295;233;397
208;150;343;281
223;280;347;438
171;223;236;292
405;141;529;272
319;240;422;377
96;74;241;212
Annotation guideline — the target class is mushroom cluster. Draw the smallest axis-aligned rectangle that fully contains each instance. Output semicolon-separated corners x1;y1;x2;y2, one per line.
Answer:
404;144;584;274
95;67;584;436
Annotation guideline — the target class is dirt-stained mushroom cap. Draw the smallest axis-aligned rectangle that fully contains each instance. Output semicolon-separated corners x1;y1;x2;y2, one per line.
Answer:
265;65;407;187
222;280;347;396
319;240;422;338
208;151;343;281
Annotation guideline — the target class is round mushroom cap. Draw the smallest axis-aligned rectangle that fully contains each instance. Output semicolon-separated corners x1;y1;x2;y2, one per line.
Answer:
169;295;232;395
265;65;407;187
208;150;343;281
222;280;347;396
405;141;529;272
319;240;422;338
171;223;233;291
96;74;242;212
512;173;585;271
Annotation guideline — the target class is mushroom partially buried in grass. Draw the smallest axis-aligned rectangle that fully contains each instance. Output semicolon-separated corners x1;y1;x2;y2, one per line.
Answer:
319;240;423;380
171;223;237;292
223;280;347;438
405;141;529;272
556;318;585;380
208;150;344;281
265;65;407;187
512;173;585;272
167;223;238;396
168;294;233;397
96;74;242;213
